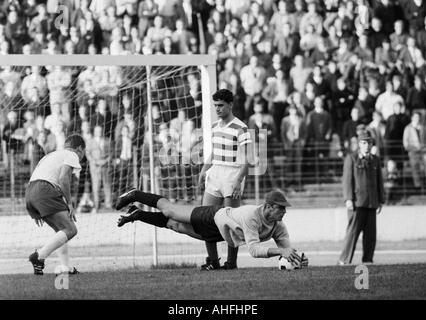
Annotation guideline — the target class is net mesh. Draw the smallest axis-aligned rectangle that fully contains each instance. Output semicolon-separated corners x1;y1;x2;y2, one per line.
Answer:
0;61;213;274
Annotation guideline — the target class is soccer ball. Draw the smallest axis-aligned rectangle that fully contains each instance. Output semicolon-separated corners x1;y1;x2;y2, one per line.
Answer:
278;252;306;270
54;264;70;275
278;256;295;270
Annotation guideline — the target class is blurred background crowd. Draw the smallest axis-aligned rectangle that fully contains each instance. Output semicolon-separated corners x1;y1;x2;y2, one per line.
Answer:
1;0;426;211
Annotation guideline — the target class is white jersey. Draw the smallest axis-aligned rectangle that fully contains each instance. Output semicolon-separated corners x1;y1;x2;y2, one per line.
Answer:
30;150;81;187
214;205;290;258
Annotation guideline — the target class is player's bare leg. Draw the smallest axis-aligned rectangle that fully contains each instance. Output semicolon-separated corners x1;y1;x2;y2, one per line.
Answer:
29;211;77;275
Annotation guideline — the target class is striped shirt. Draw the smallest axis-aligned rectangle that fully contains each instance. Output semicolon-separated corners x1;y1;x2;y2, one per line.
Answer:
211;117;252;167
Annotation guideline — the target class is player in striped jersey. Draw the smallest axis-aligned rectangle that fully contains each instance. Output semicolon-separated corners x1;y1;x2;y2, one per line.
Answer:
197;89;253;270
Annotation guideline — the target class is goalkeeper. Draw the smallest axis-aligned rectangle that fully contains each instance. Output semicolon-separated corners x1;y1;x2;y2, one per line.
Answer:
116;189;308;268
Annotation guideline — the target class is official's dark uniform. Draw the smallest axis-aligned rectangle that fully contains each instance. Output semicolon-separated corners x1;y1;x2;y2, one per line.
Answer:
339;151;384;264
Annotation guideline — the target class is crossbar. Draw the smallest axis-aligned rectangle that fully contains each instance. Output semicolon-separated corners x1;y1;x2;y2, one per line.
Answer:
0;54;216;66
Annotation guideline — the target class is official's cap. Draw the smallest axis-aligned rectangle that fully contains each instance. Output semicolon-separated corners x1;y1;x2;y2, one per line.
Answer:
265;190;291;207
357;130;373;142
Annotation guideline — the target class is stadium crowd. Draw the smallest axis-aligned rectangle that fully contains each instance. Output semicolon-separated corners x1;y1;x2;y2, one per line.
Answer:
1;0;426;211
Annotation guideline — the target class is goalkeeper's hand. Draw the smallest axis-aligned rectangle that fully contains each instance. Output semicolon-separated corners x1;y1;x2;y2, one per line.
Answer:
300;252;309;268
281;248;302;267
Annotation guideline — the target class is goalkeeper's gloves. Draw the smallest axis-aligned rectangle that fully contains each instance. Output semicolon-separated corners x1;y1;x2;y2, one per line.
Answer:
300;252;309;268
286;251;309;269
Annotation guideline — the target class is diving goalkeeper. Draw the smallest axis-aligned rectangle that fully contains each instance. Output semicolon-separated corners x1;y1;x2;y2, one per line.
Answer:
115;189;308;268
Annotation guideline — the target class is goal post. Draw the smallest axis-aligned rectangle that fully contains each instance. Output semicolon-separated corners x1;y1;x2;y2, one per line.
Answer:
0;54;217;273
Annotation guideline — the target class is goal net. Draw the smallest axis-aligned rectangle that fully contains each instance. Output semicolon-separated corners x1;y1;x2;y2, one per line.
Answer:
0;54;222;274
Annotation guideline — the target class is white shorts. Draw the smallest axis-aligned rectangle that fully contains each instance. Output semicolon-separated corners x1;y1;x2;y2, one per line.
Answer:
205;165;245;198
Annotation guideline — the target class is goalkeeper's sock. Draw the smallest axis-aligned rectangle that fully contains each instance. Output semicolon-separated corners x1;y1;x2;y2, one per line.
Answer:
226;245;238;267
132;191;165;209
132;209;169;228
205;241;219;261
38;230;68;260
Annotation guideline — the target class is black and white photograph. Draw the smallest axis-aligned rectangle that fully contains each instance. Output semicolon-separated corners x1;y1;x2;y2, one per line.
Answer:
0;0;425;306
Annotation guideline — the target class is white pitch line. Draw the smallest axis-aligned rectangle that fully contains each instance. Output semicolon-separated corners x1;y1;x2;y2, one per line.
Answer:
2;249;426;263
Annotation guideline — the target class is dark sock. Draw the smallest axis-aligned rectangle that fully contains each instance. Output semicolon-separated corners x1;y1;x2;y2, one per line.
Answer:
205;241;219;260
132;209;169;228
227;245;238;266
133;191;165;208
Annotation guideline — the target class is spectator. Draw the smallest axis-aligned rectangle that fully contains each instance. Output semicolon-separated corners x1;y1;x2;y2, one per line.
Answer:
398;36;425;69
5;9;28;53
46;65;72;122
309;37;333;67
306;97;333;179
248;96;277;189
21;66;48;104
137;0;159;37
90;97;116;138
300;24;321;55
2;110;23;156
375;37;398;68
299;0;323;37
290;55;313;94
384;101;411;172
367;111;386;156
331;77;356;137
368;17;387;56
146;15;172;52
342;108;362;152
374;0;400;36
172;18;194;54
416;16;426;57
0;80;24;118
90;0;116;19
239;55;267;118
353;85;376;124
86;125;112;211
262;69;293;139
375;80;405;121
115;111;136;142
281;104;307;189
308;65;331;102
407;74;426;113
28;4;50;39
403;111;426;189
390;20;409;54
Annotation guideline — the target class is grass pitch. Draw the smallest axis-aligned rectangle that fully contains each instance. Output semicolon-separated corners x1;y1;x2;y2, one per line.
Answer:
1;263;425;300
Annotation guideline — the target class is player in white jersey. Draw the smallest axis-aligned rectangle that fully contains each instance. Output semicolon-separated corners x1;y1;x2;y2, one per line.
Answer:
115;189;308;268
197;89;253;270
26;134;86;275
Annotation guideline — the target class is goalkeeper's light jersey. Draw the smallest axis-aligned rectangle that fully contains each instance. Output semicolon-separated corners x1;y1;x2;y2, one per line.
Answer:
211;117;252;167
30;149;81;188
214;205;291;258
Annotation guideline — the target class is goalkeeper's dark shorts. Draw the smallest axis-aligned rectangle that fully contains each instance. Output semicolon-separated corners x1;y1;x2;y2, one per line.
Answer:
190;205;224;242
25;180;69;219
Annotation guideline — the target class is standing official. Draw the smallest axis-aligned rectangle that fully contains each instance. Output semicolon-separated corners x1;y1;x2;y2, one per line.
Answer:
338;130;384;265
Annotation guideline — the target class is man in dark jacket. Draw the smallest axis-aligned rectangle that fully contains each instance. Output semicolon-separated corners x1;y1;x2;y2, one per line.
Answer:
338;130;384;265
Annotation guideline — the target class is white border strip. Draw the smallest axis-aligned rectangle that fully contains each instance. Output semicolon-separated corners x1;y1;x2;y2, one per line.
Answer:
0;54;217;66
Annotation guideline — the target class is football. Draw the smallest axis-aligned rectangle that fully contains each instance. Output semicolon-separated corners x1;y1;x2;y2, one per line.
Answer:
278;252;305;270
278;256;295;270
